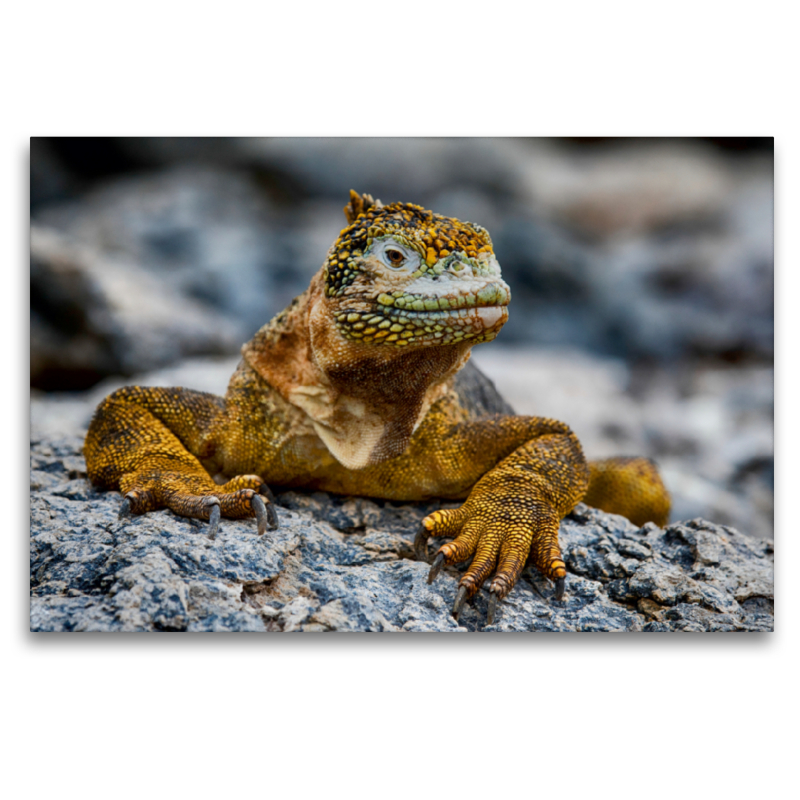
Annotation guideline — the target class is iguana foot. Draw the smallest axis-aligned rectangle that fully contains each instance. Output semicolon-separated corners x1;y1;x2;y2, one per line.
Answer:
417;497;567;627
117;476;279;539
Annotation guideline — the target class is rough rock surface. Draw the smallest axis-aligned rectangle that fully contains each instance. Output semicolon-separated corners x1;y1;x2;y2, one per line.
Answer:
30;433;773;633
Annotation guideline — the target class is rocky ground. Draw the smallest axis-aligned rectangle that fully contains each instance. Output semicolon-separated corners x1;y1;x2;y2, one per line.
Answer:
30;383;773;633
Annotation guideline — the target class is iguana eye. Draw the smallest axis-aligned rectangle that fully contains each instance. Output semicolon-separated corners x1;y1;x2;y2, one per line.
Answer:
375;239;420;271
385;248;405;267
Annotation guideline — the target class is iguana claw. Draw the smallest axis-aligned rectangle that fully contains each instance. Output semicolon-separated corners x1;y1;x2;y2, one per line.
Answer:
116;484;275;541
206;498;221;540
452;585;468;620
428;552;445;583
258;482;277;505
251;493;268;536
487;591;499;625
251;493;279;535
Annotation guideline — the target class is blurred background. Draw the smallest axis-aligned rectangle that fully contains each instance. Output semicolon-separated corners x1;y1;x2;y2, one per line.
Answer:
29;137;773;538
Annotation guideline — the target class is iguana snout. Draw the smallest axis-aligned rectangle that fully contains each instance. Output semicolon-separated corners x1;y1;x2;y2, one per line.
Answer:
323;192;510;347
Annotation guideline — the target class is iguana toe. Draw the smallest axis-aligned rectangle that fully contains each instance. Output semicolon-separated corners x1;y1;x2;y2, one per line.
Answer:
419;488;570;626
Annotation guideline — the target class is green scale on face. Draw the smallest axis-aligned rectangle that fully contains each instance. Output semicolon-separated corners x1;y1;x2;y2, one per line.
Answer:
325;200;511;348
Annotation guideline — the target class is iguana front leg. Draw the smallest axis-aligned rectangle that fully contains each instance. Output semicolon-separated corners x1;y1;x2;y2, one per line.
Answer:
409;415;588;624
84;386;279;537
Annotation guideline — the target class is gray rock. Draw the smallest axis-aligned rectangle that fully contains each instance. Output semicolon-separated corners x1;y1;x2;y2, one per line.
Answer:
30;224;240;390
30;434;773;633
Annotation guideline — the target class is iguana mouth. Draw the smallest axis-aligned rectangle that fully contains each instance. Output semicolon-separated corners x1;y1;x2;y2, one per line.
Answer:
375;280;511;313
334;283;510;347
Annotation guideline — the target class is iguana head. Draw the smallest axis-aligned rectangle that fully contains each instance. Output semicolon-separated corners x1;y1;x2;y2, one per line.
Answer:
321;191;510;348
245;191;512;469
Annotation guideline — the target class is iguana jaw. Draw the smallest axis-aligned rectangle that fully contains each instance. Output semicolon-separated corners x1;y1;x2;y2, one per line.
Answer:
329;252;511;347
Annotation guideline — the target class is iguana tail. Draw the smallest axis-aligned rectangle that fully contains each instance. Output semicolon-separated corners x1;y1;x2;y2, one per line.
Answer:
583;456;670;527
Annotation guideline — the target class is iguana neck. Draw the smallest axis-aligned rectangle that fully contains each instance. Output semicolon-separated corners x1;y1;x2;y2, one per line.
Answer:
241;271;472;469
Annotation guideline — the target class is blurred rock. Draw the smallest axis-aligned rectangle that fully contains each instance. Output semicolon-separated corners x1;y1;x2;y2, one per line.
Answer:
29;434;772;632
472;347;773;539
31;139;773;389
119;137;528;205
34;167;306;347
518;140;736;236
493;141;773;359
30;138;80;208
30;226;240;391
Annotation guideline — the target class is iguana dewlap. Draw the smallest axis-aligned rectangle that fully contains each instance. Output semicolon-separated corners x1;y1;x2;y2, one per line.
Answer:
84;191;669;625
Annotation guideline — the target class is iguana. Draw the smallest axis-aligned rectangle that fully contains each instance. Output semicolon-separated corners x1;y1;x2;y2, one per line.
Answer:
84;191;670;625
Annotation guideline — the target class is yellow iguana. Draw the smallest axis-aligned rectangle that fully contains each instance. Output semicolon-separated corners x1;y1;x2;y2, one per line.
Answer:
85;191;669;625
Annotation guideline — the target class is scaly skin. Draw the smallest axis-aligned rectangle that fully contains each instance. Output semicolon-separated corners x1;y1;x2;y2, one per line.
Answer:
84;191;670;625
